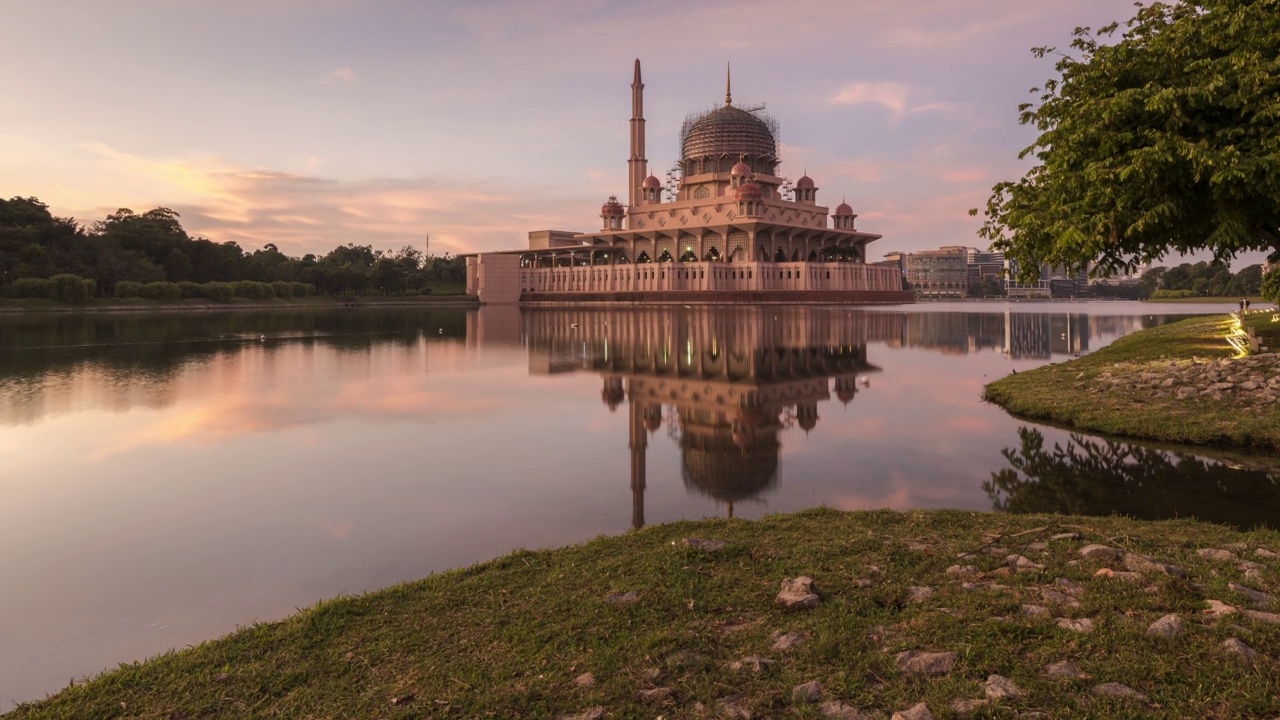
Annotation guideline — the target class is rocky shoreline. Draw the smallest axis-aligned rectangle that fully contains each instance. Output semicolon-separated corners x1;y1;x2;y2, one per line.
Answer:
1086;353;1280;405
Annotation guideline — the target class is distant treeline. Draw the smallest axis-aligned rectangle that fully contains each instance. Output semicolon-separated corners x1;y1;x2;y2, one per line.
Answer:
0;196;467;302
1142;261;1264;298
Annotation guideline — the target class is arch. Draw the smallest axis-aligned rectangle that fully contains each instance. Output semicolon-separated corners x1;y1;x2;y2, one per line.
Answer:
636;251;651;264
693;185;710;199
658;249;673;263
680;249;697;263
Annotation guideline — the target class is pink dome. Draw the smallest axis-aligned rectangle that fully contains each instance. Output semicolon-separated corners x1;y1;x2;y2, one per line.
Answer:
834;201;853;216
601;195;625;216
730;161;752;176
642;174;662;189
795;175;815;189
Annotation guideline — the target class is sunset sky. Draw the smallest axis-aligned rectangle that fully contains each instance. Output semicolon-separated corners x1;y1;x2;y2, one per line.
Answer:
3;0;1164;260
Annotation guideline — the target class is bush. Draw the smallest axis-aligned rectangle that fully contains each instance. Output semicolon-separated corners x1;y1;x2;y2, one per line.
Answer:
1262;268;1280;305
4;278;50;299
142;281;181;302
48;274;95;303
271;281;293;299
115;281;145;299
178;281;204;299
203;282;234;303
1151;289;1197;299
232;281;274;300
291;282;315;298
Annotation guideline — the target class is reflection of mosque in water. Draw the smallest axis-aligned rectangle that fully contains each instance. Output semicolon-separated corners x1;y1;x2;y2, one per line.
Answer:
520;307;880;527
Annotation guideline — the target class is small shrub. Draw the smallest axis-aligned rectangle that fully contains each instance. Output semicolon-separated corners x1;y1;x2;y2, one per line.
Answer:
115;281;145;299
142;282;181;302
4;278;50;299
178;281;203;299
233;281;274;300
271;281;293;299
1262;268;1280;305
291;282;315;298
203;282;234;303
1151;289;1197;299
48;274;94;303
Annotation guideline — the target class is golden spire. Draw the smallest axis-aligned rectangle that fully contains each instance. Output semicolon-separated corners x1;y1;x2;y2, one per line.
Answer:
725;62;732;106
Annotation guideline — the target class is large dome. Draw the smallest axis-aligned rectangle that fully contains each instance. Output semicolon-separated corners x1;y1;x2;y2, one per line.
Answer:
681;105;777;167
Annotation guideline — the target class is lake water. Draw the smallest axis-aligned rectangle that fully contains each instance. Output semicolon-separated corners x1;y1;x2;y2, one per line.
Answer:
2;301;1278;708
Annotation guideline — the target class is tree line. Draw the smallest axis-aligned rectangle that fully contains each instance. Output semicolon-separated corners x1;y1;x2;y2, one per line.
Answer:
0;196;468;301
1139;261;1265;299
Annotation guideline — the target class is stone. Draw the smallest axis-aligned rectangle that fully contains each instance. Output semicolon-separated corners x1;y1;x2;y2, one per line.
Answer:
1080;544;1119;561
560;708;604;720
1238;560;1265;572
719;696;752;719
683;537;725;551
729;655;774;674
946;564;978;577
1007;554;1044;571
904;541;930;552
950;698;989;717
1223;637;1260;662
891;703;934;720
1051;532;1081;541
772;630;806;651
1056;577;1085;594
1242;609;1280;624
1021;604;1050;618
793;680;823;704
1027;541;1049;551
907;586;935;603
1091;682;1146;700
984;674;1024;699
571;672;595;688
1041;588;1081;607
1228;582;1273;607
642;667;663;682
820;700;873;719
605;590;639;605
1055;617;1095;633
1256;548;1279;559
1123;553;1185;577
1245;568;1263;580
1198;548;1237;562
1044;660;1084;679
777;576;820;610
894;650;956;676
1094;568;1143;583
853;577;874;588
1147;614;1184;639
638;687;672;703
1204;599;1237;618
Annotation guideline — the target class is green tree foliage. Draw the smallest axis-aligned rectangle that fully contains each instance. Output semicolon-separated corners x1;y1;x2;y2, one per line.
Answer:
1140;260;1264;296
1261;267;1280;303
976;0;1280;283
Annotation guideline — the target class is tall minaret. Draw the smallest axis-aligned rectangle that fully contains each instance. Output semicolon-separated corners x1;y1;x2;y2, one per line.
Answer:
628;59;647;213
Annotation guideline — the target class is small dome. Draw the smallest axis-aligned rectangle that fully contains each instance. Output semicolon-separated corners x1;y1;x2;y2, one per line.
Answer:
795;175;815;189
798;414;817;432
730;161;752;176
834;201;853;216
735;181;762;201
601;195;625;216
643;412;663;433
642;174;662;189
836;386;857;404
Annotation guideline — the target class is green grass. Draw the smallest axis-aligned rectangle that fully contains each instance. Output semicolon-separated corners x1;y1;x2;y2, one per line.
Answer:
1243;311;1280;350
984;315;1280;451
8;509;1280;719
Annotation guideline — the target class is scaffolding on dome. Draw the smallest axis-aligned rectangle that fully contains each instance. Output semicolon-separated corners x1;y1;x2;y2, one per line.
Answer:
678;102;781;162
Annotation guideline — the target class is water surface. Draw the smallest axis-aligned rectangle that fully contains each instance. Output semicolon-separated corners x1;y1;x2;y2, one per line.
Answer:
2;302;1277;708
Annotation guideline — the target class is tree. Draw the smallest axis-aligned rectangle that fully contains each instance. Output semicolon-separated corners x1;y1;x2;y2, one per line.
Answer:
975;0;1280;283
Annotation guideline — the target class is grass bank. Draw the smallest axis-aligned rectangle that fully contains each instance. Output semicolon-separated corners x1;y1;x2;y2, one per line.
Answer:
8;508;1280;719
984;315;1280;452
0;294;478;314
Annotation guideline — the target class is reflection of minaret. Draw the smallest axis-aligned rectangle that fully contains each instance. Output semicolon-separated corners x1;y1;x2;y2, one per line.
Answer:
627;392;662;530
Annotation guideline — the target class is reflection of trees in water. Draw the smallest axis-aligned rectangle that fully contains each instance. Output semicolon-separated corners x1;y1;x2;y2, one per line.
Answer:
987;427;1280;530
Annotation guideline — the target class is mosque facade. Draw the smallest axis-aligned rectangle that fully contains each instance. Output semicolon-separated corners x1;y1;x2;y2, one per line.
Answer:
464;60;910;304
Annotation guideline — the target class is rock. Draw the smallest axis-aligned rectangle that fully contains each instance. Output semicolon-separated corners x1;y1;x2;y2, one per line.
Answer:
793;680;823;704
1228;582;1273;607
571;672;595;688
1094;568;1143;583
820;700;874;719
853;577;874;588
1123;553;1185;577
1245;568;1263;580
950;698;989;717
907;586;935;603
894;650;956;676
683;537;725;551
892;703;934;720
1044;660;1084;679
772;630;806;651
728;655;774;674
984;674;1024;699
560;708;604;720
946;564;978;577
1055;617;1095;633
605;590;639;605
1080;544;1119;561
1055;577;1085;593
1041;588;1081;607
1027;541;1049;551
1007;554;1044;571
1204;599;1237;618
1256;548;1279;559
642;667;663;682
390;694;415;706
777;576;820;610
1242;609;1280;624
1147;614;1184;639
1238;560;1265;573
1197;548;1237;562
1022;604;1050;618
1051;532;1081;541
638;687;672;703
904;541;930;552
719;696;752;719
1223;637;1260;662
1091;682;1146;700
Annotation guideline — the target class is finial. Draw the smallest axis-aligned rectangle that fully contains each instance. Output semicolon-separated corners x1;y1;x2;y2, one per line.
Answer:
634;58;641;84
725;62;732;106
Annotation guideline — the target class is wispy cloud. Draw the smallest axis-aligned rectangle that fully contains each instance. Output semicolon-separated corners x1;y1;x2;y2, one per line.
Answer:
324;66;358;84
829;81;953;121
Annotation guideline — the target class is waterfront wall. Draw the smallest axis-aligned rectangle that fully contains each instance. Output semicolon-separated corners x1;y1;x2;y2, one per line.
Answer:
520;261;901;295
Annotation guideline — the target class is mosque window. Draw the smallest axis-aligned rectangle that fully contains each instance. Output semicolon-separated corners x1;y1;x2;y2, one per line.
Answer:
694;186;710;199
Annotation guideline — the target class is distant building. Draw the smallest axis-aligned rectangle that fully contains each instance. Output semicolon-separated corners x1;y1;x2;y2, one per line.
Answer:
905;248;968;298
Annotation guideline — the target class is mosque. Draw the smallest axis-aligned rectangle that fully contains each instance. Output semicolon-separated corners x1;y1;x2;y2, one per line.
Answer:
464;60;911;304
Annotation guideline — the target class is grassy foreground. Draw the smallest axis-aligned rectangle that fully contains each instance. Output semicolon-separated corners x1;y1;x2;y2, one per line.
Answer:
985;315;1280;451
9;509;1280;719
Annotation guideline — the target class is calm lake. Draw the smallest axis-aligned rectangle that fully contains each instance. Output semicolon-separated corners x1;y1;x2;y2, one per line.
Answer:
2;301;1278;708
